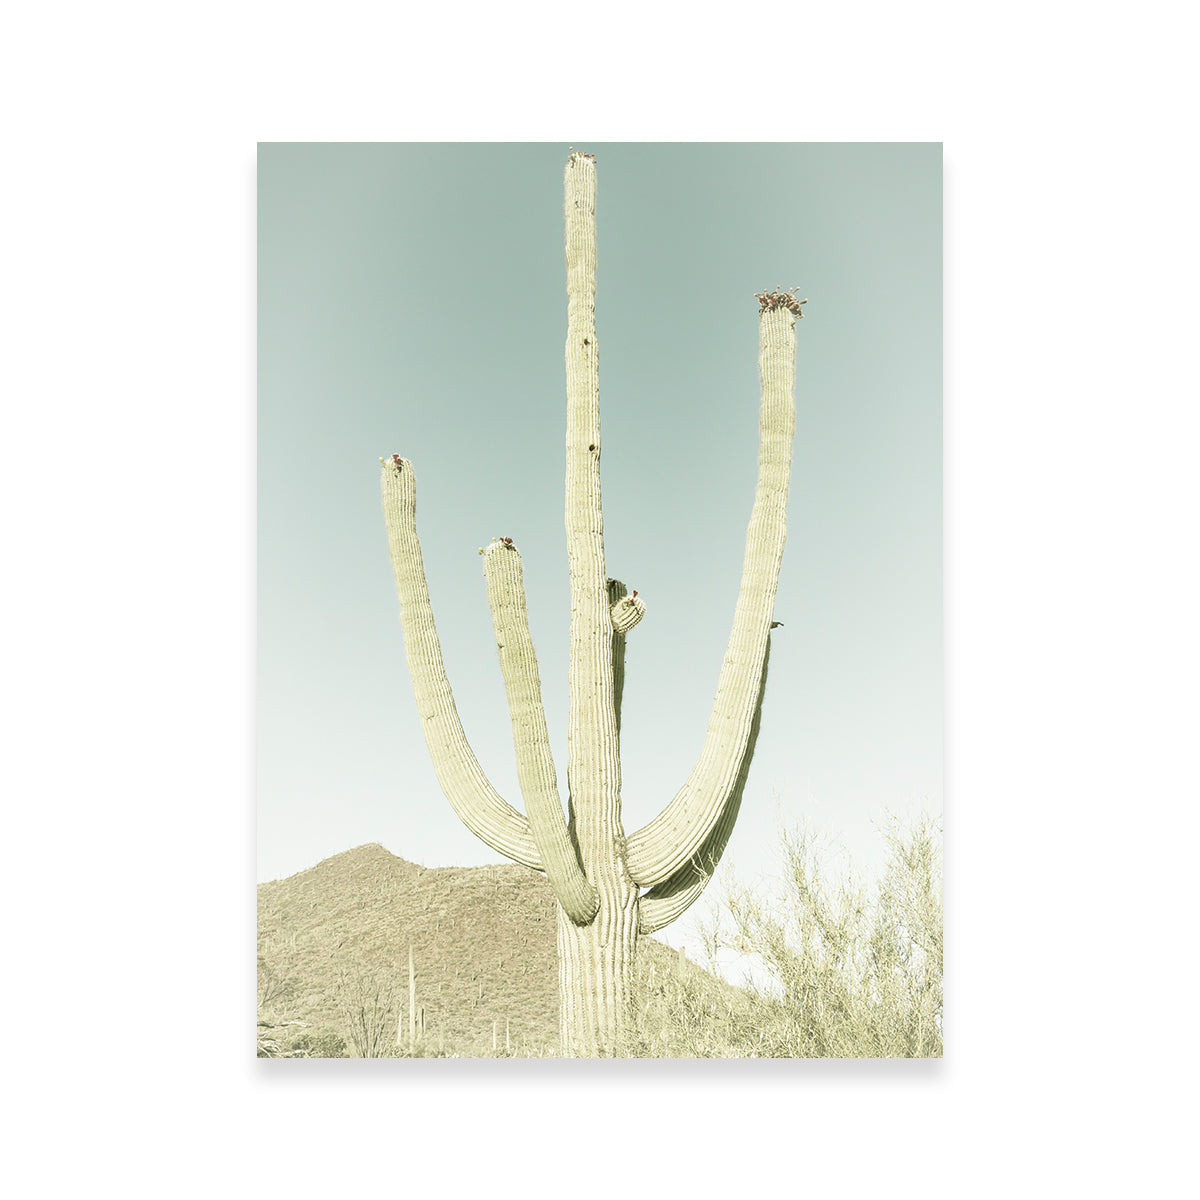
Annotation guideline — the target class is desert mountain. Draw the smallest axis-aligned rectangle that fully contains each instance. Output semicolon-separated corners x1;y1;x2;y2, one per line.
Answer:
257;843;710;1055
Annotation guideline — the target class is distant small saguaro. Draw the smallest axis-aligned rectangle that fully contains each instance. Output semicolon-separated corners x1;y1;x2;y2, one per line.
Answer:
409;943;417;1051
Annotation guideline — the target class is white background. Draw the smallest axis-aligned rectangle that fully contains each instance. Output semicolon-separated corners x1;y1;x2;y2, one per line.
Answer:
3;2;1196;1195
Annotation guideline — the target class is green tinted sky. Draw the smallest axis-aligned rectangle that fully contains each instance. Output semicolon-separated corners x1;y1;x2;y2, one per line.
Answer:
257;142;941;949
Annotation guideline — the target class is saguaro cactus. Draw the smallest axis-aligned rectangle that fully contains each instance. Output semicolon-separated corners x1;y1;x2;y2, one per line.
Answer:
381;150;803;1056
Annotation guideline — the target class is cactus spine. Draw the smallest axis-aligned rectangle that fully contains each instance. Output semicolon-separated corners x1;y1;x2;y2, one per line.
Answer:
381;150;801;1056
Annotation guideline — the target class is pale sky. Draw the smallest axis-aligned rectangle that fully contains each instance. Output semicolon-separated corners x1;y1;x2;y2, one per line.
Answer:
257;142;942;955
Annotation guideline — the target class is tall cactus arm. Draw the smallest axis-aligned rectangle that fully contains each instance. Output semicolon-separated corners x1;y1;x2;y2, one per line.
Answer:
380;457;542;869
637;638;771;934
481;539;599;923
563;152;623;869
625;301;799;887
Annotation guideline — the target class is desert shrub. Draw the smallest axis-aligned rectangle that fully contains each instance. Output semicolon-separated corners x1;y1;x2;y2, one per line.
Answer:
257;952;293;1019
698;814;942;1058
257;1034;283;1058
336;969;398;1058
257;1023;312;1058
288;1029;349;1058
257;946;309;1056
625;949;756;1058
375;1039;459;1058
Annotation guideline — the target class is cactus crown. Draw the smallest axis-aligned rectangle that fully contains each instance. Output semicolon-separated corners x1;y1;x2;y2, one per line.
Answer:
755;287;807;317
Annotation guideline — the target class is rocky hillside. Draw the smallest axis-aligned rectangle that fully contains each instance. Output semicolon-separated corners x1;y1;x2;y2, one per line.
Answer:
257;843;718;1056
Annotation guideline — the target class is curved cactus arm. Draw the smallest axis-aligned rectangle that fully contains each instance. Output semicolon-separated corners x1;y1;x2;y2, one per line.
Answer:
481;539;599;924
380;458;542;870
636;823;727;935
625;304;798;888
608;581;646;636
637;638;771;934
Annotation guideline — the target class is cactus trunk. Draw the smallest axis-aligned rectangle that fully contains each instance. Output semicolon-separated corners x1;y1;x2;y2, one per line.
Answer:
381;149;801;1056
557;889;639;1056
557;152;638;1054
